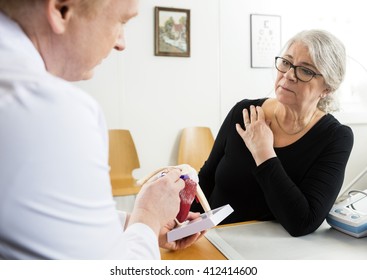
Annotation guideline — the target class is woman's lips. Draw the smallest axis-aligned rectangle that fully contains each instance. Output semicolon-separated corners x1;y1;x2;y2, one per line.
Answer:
279;84;295;93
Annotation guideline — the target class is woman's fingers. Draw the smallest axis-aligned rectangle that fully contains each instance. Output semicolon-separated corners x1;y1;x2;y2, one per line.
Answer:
246;105;265;124
250;105;257;122
243;108;250;127
256;106;265;121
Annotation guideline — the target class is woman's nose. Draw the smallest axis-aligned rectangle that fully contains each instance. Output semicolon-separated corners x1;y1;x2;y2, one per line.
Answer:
283;67;297;81
114;31;125;51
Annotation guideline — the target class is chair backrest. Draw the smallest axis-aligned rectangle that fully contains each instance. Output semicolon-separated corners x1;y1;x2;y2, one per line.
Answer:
177;127;214;172
108;129;141;196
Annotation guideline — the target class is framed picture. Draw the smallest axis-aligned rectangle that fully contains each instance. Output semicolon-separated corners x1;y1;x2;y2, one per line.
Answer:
154;7;190;57
250;14;281;68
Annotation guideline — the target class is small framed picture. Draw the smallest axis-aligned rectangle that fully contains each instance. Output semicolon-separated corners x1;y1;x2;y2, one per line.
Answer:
154;7;190;57
250;14;281;68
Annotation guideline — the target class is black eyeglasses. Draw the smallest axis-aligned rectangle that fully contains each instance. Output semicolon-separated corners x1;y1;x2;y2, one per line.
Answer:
275;57;322;82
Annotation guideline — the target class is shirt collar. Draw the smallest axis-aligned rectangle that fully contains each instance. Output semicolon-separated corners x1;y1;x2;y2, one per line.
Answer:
0;11;46;72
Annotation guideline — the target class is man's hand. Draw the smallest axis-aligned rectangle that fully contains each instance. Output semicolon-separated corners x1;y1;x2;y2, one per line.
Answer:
128;168;185;235
158;212;206;250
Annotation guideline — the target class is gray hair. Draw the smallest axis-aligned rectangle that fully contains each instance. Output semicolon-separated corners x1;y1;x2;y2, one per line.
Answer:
282;30;346;113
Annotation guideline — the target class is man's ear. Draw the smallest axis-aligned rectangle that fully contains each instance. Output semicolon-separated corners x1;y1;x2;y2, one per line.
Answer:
46;0;73;34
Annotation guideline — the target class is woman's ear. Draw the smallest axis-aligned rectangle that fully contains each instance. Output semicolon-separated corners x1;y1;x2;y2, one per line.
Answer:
46;0;73;34
321;86;331;97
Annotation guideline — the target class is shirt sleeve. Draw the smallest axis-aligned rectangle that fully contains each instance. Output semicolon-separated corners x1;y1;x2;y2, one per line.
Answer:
254;125;354;236
0;74;160;259
116;210;128;228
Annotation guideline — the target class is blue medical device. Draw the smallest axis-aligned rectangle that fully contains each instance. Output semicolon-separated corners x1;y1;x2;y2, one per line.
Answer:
327;167;367;238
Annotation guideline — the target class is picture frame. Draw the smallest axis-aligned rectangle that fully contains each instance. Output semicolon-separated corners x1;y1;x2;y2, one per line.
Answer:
250;14;281;68
154;7;190;57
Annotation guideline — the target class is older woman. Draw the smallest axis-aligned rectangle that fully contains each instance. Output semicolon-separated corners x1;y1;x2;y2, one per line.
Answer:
191;29;353;237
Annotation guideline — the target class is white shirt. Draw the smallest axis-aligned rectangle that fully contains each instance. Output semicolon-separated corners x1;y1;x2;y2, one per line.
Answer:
0;12;159;259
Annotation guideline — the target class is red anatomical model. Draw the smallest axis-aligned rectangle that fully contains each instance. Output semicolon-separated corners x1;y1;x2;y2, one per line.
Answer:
176;177;197;223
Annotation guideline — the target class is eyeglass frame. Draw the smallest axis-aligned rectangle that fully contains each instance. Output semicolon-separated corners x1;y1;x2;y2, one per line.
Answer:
274;56;323;82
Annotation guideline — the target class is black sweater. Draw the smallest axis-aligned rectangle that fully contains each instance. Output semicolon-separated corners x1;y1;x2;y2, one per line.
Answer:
191;98;354;236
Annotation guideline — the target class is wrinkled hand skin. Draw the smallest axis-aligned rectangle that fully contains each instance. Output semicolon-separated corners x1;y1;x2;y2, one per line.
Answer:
176;178;197;223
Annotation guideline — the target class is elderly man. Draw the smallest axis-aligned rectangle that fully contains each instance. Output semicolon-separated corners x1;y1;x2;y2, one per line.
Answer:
0;0;201;259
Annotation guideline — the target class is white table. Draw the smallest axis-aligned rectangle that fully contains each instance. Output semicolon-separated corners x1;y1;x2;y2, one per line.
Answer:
206;221;367;259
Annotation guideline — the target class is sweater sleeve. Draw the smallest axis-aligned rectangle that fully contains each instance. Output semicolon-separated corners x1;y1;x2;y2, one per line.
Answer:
191;99;266;213
254;125;354;236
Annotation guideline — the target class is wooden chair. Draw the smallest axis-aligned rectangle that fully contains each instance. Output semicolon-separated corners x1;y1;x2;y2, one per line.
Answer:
177;127;215;172
108;129;141;196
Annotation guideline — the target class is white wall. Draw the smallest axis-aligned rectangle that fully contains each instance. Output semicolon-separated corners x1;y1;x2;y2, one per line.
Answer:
77;0;221;179
75;0;367;193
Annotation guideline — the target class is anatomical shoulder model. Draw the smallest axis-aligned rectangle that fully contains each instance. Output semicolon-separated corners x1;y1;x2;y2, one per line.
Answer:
137;164;211;225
